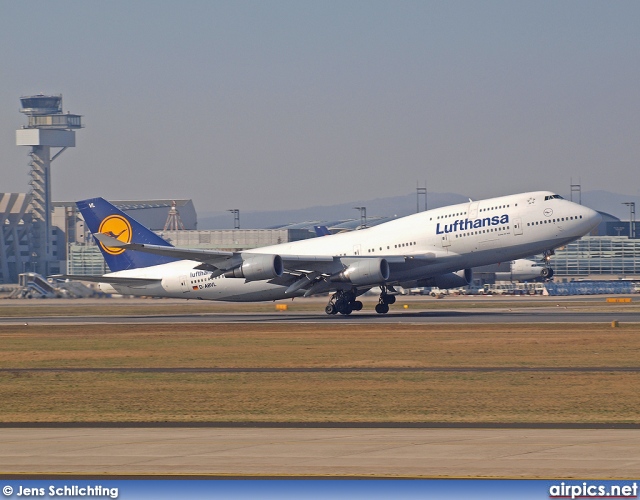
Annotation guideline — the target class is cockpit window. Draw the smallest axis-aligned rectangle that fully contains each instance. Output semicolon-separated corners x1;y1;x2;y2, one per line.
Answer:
544;194;564;201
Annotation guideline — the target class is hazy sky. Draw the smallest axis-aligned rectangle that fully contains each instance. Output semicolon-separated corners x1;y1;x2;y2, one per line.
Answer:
1;1;639;213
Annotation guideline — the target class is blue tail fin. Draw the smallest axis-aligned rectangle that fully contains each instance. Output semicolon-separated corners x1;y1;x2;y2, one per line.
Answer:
314;225;331;237
77;197;178;272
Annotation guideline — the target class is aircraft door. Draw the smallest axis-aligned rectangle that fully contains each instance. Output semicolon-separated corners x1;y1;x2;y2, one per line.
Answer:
179;275;190;293
353;244;361;256
513;218;523;236
441;234;451;248
468;202;479;220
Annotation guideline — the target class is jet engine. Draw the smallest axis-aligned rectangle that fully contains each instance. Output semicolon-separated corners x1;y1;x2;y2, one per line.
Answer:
418;268;472;289
224;254;284;281
330;258;390;286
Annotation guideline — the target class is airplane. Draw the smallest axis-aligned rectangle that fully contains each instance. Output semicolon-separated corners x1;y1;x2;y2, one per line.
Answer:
473;258;550;283
494;258;549;282
54;191;601;315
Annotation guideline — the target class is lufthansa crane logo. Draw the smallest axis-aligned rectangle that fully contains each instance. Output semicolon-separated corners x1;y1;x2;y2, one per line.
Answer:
98;215;132;255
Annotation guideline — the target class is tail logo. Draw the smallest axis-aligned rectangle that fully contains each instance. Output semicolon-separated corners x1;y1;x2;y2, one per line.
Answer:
98;215;132;255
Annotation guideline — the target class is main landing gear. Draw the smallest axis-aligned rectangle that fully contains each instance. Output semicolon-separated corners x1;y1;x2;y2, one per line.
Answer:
324;286;397;315
325;290;363;315
375;285;395;314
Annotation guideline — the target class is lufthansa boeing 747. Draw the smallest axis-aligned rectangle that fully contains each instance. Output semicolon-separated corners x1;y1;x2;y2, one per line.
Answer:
55;191;600;315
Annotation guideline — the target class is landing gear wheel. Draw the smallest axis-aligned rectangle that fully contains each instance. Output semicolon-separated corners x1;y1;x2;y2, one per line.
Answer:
375;303;389;314
383;294;396;305
339;303;353;315
376;285;395;313
326;289;360;315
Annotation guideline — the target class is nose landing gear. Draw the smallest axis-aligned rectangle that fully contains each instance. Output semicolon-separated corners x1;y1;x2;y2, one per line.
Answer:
541;249;555;280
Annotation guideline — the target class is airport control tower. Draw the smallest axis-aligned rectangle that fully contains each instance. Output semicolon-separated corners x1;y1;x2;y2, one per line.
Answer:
16;94;83;275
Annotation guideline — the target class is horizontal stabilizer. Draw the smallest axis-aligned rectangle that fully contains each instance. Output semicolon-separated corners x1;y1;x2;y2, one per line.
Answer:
50;274;162;286
93;232;127;247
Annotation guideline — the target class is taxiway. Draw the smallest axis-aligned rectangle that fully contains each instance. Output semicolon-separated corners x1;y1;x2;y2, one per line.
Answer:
1;427;639;479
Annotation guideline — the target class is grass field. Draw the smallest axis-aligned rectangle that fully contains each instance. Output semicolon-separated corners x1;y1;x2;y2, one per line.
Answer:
0;322;638;423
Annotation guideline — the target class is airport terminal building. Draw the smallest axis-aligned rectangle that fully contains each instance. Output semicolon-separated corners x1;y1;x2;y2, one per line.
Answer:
550;236;640;280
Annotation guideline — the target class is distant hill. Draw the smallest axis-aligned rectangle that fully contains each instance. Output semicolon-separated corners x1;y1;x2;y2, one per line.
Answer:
198;192;468;229
198;189;638;229
574;190;640;220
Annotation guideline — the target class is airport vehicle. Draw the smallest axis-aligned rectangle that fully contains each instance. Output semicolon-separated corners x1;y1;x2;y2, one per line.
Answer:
55;191;600;314
479;282;547;295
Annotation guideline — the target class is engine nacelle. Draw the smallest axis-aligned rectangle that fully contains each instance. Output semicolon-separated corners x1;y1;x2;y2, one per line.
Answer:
418;268;472;289
224;254;284;281
330;258;390;286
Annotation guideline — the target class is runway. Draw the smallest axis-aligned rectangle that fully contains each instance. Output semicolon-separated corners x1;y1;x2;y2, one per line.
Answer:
2;309;638;325
1;295;638;325
1;427;639;478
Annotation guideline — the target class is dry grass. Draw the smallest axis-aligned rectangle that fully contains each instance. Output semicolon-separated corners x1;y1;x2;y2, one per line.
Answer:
0;323;638;368
1;371;637;423
0;323;639;423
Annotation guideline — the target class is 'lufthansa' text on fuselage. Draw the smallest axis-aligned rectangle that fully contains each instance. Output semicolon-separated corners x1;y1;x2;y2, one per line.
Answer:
436;214;509;235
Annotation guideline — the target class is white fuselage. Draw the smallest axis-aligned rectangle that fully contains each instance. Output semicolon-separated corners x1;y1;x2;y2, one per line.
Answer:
99;191;600;301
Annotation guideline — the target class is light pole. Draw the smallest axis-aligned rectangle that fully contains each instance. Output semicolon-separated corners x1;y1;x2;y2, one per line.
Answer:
570;178;581;205
622;202;636;238
227;209;240;229
353;207;367;228
416;181;427;213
